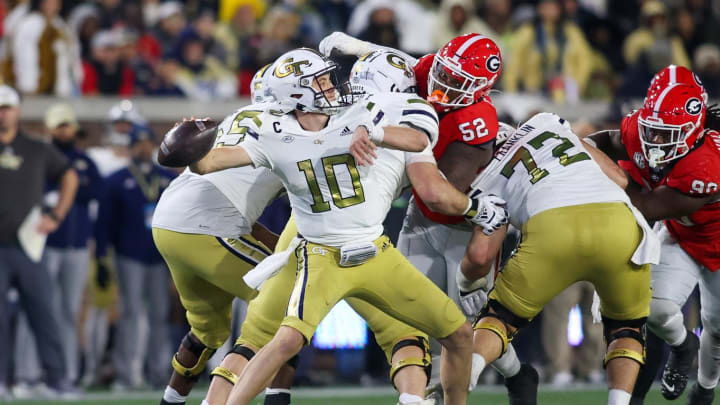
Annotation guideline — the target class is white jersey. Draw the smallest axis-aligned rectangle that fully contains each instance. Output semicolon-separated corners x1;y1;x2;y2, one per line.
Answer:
234;92;438;246
152;105;284;238
471;113;631;227
471;112;659;264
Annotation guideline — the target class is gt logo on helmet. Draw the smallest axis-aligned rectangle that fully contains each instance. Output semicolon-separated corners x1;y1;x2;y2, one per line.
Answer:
275;58;311;78
486;55;501;73
685;98;702;115
386;53;414;78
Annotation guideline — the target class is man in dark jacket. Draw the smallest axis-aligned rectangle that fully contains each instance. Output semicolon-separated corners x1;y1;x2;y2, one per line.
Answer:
14;103;103;391
0;86;78;399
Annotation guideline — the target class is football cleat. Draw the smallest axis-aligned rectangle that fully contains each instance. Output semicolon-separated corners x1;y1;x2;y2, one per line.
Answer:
686;383;715;405
504;363;539;405
661;331;700;400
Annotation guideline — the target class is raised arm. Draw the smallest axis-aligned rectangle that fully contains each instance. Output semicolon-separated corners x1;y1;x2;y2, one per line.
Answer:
318;32;419;66
349;125;429;166
190;146;254;175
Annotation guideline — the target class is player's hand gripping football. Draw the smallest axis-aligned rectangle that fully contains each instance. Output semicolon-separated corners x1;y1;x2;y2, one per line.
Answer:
465;191;509;235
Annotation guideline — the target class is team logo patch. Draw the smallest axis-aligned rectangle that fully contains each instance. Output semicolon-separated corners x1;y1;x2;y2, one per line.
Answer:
282;135;295;143
486;55;501;73
633;152;646;169
274;58;311;78
685;98;702;115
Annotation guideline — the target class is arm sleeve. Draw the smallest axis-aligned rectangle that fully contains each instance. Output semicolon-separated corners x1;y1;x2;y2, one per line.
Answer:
395;98;439;148
238;136;271;169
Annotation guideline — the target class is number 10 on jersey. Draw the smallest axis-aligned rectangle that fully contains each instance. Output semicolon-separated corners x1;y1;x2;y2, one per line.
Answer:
297;153;366;213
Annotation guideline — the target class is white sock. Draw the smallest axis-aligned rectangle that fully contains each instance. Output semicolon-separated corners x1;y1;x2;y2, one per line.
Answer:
162;386;187;403
607;389;631;405
698;329;720;390
201;401;210;405
469;353;487;391
265;388;291;395
492;344;521;378
398;393;423;404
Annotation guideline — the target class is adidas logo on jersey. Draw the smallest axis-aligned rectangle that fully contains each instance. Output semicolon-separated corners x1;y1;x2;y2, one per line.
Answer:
340;126;353;136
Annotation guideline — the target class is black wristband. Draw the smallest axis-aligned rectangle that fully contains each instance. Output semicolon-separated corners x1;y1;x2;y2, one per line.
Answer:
464;197;479;219
46;210;60;222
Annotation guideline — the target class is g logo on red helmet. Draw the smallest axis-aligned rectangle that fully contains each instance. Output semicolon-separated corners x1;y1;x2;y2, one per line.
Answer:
685;98;702;115
486;55;501;73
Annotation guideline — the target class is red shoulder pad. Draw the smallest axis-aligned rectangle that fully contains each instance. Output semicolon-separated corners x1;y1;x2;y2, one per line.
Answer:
414;54;434;99
666;133;720;195
620;111;639;150
439;100;498;146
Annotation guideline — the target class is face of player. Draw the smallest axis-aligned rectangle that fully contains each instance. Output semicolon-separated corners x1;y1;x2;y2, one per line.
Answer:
312;73;337;102
429;63;470;105
640;125;683;168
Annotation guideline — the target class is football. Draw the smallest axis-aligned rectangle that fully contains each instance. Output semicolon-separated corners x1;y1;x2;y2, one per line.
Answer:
158;118;218;167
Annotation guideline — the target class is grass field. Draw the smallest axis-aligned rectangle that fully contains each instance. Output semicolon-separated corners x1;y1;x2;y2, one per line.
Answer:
5;385;684;404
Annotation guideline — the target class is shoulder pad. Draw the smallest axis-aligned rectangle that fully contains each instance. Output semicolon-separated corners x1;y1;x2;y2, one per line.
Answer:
667;139;720;195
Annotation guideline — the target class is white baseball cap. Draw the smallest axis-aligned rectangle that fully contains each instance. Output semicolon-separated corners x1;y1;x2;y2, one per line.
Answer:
0;85;20;107
45;103;78;130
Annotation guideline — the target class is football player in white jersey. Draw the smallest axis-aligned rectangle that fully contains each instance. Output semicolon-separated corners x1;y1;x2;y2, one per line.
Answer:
152;66;287;405
191;48;508;405
233;50;446;405
319;32;534;402
456;113;659;405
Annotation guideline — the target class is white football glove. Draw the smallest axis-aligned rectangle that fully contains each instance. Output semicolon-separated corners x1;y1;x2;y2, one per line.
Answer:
319;32;373;57
464;192;509;235
456;266;493;317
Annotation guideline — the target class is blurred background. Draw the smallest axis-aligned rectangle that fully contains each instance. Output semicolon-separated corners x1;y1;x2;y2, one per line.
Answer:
0;0;712;397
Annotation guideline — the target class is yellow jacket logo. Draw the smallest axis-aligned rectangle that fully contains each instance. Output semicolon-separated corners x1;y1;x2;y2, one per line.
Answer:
275;58;311;78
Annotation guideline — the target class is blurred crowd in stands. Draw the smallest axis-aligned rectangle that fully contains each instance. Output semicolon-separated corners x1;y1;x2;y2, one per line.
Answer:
0;0;718;102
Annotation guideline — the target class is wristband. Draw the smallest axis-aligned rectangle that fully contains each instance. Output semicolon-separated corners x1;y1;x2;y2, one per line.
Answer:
46;210;60;222
365;124;384;145
463;197;478;219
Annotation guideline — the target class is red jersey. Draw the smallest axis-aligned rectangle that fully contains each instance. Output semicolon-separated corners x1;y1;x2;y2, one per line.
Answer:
412;54;499;224
620;110;720;271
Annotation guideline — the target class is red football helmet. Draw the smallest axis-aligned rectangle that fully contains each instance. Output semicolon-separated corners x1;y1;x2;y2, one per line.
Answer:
427;33;502;108
638;83;707;167
646;65;707;103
